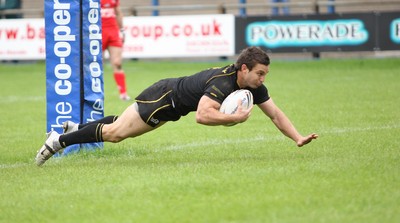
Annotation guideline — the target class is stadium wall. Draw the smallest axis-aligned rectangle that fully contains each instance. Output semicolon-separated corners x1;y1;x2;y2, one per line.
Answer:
15;0;400;18
1;11;400;60
1;0;400;60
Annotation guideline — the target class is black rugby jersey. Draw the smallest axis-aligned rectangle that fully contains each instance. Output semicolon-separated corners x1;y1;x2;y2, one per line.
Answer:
171;64;270;116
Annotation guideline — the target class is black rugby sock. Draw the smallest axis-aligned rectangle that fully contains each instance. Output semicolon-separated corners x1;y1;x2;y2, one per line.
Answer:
78;115;118;129
59;123;104;148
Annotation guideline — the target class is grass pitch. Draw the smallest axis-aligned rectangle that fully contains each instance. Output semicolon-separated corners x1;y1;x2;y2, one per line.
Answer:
0;57;399;223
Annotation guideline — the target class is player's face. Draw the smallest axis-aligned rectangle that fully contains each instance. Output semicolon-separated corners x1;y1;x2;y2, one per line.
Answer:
245;64;269;88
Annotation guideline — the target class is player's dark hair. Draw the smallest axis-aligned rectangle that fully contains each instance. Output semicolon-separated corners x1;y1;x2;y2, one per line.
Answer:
235;47;270;71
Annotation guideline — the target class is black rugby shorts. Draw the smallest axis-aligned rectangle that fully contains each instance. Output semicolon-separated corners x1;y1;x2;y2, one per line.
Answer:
135;80;181;127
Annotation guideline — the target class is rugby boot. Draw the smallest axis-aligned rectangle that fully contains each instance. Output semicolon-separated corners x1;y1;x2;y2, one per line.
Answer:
63;121;79;134
35;131;62;166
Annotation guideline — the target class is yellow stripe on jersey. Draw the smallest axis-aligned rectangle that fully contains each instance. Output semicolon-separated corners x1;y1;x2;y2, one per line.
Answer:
205;71;236;85
136;90;172;104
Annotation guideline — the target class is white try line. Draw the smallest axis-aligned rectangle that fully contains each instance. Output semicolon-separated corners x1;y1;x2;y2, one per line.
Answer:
155;135;284;152
156;123;400;152
321;124;400;134
1;123;399;169
0;96;45;104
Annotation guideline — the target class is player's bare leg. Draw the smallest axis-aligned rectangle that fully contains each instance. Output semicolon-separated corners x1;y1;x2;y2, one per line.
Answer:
102;103;165;142
36;103;165;166
108;46;130;101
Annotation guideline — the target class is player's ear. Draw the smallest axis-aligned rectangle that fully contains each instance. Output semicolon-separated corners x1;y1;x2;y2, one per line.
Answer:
241;64;249;73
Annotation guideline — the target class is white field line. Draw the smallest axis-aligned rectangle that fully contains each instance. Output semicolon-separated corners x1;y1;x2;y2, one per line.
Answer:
1;124;399;169
157;124;400;152
156;135;283;152
0;96;45;104
322;124;400;134
0;163;28;169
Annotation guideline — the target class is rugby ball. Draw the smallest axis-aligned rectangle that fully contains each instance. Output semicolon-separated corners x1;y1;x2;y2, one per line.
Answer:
219;89;253;114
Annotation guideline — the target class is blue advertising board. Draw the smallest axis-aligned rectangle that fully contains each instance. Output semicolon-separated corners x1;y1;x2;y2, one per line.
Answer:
235;12;400;53
377;12;400;50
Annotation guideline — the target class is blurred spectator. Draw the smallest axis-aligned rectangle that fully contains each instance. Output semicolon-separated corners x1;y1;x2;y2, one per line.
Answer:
271;0;289;15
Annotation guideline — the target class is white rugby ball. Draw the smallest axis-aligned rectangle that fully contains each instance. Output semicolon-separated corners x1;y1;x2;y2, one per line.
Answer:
219;89;253;114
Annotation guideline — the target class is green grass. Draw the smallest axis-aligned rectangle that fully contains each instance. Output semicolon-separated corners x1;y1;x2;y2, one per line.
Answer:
0;57;399;223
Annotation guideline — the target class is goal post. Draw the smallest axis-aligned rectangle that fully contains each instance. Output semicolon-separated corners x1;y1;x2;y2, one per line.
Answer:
44;0;104;155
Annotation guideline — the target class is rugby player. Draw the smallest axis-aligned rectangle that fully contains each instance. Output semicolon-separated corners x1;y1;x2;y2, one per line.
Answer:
101;0;130;100
36;47;318;166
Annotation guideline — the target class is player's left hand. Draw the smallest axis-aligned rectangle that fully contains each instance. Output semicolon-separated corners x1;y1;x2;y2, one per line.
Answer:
296;133;318;147
120;29;126;43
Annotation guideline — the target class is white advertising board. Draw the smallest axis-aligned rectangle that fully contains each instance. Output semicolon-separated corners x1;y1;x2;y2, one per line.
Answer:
0;19;45;60
122;14;235;58
0;14;235;60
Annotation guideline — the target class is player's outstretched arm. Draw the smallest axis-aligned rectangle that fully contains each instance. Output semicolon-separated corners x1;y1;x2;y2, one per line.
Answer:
258;98;318;146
